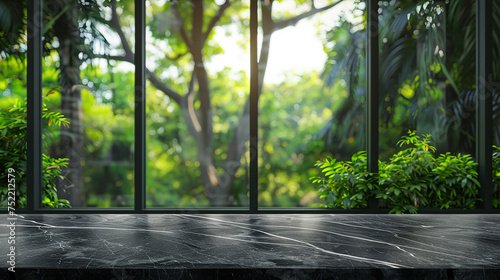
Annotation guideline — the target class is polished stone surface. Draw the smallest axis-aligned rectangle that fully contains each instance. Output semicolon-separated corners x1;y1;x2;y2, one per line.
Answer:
0;214;499;279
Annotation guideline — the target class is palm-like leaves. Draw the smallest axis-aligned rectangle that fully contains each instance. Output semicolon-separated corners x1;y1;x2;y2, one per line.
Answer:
0;0;25;59
0;0;110;62
319;0;500;158
319;18;366;155
43;0;111;86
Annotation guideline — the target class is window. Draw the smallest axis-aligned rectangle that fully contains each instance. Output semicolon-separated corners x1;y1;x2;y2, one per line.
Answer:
258;1;366;207
145;0;250;208
0;0;497;213
41;0;136;207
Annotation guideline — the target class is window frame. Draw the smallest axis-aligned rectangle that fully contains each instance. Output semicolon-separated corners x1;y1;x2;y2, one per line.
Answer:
22;0;497;214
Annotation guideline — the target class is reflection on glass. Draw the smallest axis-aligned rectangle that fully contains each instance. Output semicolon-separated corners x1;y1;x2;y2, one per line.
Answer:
258;0;364;207
0;0;27;208
146;0;250;207
493;1;500;147
42;0;134;207
378;0;476;159
494;1;500;85
492;1;500;209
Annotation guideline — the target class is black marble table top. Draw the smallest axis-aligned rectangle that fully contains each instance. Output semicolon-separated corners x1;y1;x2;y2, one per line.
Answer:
1;214;499;279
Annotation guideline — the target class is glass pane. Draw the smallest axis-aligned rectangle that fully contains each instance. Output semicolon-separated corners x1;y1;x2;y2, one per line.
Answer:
0;1;27;208
378;0;479;212
493;0;500;85
42;0;135;208
146;0;250;208
493;0;500;146
379;0;477;159
492;0;500;209
258;0;365;207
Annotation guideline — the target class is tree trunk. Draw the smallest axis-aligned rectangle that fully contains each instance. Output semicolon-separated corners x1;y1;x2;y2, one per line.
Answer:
59;83;84;207
53;2;84;207
197;0;275;206
190;0;232;206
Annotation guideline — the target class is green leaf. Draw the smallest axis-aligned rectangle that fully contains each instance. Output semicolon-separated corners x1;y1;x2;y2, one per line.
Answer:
394;189;401;196
461;178;467;188
343;197;352;210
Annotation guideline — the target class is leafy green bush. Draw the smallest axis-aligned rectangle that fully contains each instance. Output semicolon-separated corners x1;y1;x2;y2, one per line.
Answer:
311;151;377;209
0;101;71;208
312;131;490;213
429;153;480;209
377;132;436;213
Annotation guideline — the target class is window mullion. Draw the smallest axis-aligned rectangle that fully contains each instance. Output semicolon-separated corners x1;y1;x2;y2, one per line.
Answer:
135;0;146;212
476;0;493;209
249;0;258;213
27;0;43;212
366;0;379;177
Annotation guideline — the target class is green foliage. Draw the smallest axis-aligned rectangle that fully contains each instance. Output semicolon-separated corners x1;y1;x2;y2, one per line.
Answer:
312;131;485;214
321;0;500;160
312;151;376;209
0;0;25;57
41;154;70;208
377;131;437;213
0;101;71;208
2;0;496;210
259;72;336;207
494;145;500;208
429;153;480;209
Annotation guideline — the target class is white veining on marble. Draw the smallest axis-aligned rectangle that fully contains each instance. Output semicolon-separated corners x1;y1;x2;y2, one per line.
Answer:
176;214;409;268
177;214;497;266
176;229;308;248
1;216;174;235
100;238;116;255
395;245;416;258
324;219;472;253
145;252;157;268
1;214;499;269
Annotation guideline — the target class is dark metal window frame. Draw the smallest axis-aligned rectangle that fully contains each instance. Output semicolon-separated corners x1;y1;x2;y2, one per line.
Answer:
22;0;497;214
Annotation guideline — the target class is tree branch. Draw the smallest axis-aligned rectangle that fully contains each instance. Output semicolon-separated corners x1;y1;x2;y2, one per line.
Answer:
93;54;134;63
258;0;274;95
146;69;182;104
110;0;133;57
203;0;232;44
187;69;196;97
172;1;193;53
273;0;343;32
108;0;183;105
183;71;201;132
191;0;212;138
166;51;188;61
